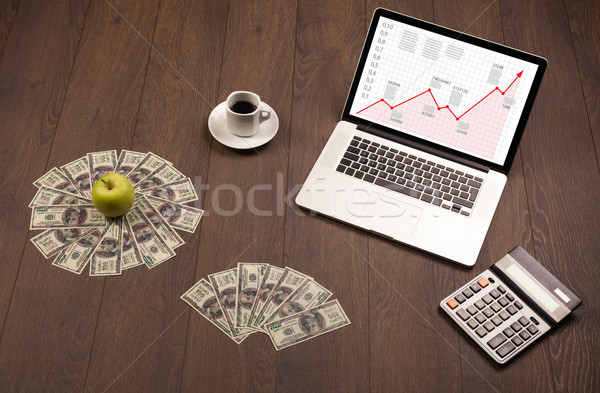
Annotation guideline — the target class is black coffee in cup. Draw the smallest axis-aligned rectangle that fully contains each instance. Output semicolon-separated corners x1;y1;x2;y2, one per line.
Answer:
230;100;257;114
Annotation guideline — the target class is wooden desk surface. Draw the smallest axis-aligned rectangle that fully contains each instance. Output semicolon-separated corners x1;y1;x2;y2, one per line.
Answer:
0;0;598;392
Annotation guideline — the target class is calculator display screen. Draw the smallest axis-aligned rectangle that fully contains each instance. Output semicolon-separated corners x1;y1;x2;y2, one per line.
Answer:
506;264;560;313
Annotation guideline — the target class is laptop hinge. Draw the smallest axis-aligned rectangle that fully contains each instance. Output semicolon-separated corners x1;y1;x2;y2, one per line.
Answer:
355;122;490;173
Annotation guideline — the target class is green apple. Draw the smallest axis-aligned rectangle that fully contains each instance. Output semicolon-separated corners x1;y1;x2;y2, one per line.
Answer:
91;173;135;217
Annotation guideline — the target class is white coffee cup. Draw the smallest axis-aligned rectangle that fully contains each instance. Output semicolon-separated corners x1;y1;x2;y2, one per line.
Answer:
226;91;271;137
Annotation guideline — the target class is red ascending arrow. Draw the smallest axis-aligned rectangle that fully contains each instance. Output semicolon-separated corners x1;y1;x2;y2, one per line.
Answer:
356;71;524;121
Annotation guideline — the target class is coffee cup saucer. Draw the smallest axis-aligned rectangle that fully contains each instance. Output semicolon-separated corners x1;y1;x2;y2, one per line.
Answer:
208;101;279;149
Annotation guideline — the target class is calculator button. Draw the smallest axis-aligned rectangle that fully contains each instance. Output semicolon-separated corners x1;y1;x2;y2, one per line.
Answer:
475;327;487;338
454;293;467;304
474;313;487;324
466;306;478;315
519;330;531;341
487;333;507;349
530;317;539;325
461;288;474;299
503;327;515;338
527;325;539;335
497;285;506;294
499;311;510;321
490;303;501;313
474;300;485;310
518;316;530;327
482;295;493;304
483;308;494;318
483;321;495;332
491;316;503;326
510;322;522;332
467;319;479;329
512;336;523;346
498;297;509;307
496;341;516;358
446;299;459;309
506;305;518;315
477;278;489;288
506;293;514;301
456;308;470;321
469;283;481;293
489;289;500;299
514;301;523;309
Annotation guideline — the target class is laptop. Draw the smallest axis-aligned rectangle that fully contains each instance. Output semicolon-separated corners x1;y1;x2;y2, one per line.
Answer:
295;9;547;267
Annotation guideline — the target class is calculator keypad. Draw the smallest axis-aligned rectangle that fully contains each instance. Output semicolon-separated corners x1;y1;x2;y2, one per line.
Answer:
441;270;551;363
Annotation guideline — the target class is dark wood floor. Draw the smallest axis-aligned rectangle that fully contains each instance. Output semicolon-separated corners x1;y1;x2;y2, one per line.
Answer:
0;0;598;392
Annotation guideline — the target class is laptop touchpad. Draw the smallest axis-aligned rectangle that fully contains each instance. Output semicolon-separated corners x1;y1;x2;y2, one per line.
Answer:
361;191;422;237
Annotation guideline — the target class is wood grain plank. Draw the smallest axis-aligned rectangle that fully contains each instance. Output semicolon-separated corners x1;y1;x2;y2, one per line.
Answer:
179;1;297;392
0;0;159;391
82;1;229;392
0;0;87;340
501;0;600;392
0;0;19;57
563;0;600;162
279;1;369;392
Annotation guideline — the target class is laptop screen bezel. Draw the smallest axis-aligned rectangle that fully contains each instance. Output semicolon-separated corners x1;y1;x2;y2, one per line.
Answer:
341;8;547;174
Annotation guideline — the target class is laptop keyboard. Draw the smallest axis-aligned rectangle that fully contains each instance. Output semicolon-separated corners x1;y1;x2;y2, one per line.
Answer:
336;136;484;216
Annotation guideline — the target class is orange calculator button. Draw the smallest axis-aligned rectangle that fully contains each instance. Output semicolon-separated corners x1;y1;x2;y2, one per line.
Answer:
446;299;459;309
477;277;489;288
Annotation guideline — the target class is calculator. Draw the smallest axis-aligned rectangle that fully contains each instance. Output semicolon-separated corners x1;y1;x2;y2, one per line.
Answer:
441;246;581;364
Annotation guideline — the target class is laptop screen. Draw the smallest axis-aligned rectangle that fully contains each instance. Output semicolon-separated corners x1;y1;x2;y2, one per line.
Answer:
343;9;546;173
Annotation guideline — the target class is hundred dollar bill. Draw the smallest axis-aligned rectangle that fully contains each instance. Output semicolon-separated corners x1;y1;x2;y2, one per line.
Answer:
89;218;122;276
115;150;146;176
126;152;168;186
87;150;117;184
254;267;312;327
52;227;108;274
60;156;92;198
145;194;204;233
247;265;285;327
236;263;267;328
31;228;94;259
30;205;107;230
208;269;256;337
135;162;185;190
139;178;198;204
29;186;91;207
265;299;351;351
261;278;332;328
133;196;184;249
33;167;81;196
181;279;248;344
121;221;144;270
125;206;176;268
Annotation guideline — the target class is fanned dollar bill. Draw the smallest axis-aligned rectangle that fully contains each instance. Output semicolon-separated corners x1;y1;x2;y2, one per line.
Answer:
33;167;81;196
181;279;248;344
135;162;185;190
126;152;169;186
29;186;91;208
254;267;312;328
247;265;285;327
236;263;267;328
30;205;107;230
208;269;256;338
31;228;94;259
125;206;176;268
139;178;198;204
89;218;123;276
121;221;144;270
261;278;332;328
52;227;108;274
60;156;92;198
115;150;146;176
265;299;351;351
133;196;185;250
87;150;117;184
145;194;204;233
